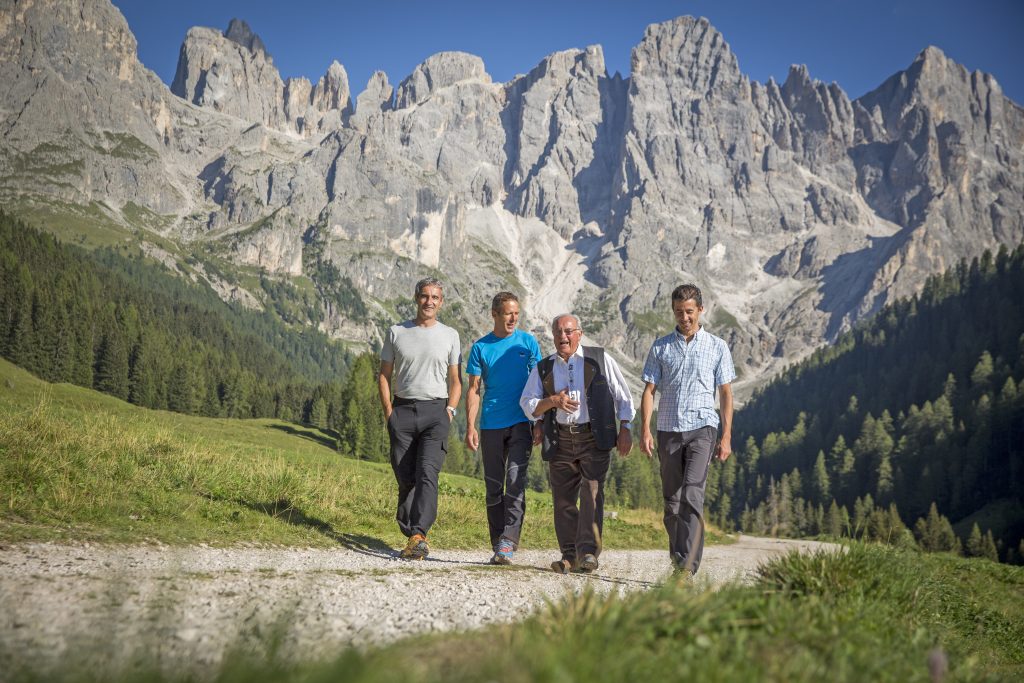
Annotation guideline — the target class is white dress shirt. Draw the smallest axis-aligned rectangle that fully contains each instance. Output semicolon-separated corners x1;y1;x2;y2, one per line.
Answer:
519;345;636;425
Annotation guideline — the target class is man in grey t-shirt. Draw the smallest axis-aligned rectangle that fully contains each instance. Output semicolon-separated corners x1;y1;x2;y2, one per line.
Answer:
378;277;462;560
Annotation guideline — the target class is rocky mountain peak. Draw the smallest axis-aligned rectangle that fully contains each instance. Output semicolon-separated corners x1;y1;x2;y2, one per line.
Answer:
632;16;742;95
2;0;1022;397
394;52;491;109
171;18;351;136
224;18;268;59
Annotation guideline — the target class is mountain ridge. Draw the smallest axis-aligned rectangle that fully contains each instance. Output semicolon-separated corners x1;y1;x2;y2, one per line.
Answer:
1;0;1021;397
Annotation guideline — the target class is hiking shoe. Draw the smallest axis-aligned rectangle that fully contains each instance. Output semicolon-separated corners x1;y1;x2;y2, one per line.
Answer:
551;557;575;574
490;538;515;565
671;552;694;576
578;553;599;573
400;533;429;560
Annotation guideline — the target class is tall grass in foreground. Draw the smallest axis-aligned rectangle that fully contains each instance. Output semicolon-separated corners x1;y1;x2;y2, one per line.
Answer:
0;358;667;549
9;545;1021;682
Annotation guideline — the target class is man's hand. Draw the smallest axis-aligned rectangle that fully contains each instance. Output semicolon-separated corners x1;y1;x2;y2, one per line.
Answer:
616;427;633;457
640;431;655;458
532;422;543;446
465;426;479;452
715;437;732;461
552;389;580;413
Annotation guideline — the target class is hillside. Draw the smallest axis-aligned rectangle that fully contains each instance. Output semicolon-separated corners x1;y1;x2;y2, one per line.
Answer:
0;356;666;549
707;245;1024;561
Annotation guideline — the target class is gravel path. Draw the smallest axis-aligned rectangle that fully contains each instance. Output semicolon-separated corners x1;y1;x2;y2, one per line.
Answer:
0;536;836;678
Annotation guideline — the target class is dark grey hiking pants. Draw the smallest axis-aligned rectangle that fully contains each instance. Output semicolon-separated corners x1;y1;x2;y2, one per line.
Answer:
657;426;717;574
549;425;610;559
480;422;533;548
387;397;450;537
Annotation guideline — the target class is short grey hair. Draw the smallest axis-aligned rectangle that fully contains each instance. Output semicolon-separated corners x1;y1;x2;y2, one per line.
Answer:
550;313;581;331
414;277;444;298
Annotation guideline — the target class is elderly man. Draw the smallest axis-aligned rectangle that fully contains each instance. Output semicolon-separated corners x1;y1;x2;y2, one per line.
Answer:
378;277;462;560
520;314;635;573
465;292;542;565
639;283;735;576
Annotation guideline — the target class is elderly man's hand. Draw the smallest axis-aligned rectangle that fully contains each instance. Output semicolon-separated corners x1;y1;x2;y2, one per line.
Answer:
616;427;632;457
553;389;580;413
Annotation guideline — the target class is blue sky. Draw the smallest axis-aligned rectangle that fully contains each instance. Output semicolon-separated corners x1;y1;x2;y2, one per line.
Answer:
111;0;1024;105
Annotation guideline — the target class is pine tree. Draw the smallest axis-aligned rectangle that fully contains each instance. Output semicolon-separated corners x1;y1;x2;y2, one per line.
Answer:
982;530;999;562
811;451;830;504
94;328;129;400
966;523;984;557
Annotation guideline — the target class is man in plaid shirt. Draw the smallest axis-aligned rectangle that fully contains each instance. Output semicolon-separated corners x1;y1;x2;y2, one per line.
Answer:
639;283;735;576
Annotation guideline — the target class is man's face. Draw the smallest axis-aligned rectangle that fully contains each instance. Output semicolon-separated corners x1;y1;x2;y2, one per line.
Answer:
416;285;444;321
492;300;520;335
672;298;703;337
551;315;582;359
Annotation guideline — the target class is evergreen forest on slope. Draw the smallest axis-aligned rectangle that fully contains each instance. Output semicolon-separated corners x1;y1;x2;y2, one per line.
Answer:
3;209;1022;561
0;211;354;425
703;245;1024;562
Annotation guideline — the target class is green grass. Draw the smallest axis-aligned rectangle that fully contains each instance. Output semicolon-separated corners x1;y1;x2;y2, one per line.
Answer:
0;358;667;550
3;366;1020;681
5;197;131;248
710;305;740;332
632;309;673;335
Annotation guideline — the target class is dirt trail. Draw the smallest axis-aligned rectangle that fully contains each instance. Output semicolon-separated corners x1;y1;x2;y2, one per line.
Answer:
0;536;837;677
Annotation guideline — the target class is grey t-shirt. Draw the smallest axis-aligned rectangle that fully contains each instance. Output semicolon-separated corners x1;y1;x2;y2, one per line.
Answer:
380;320;461;400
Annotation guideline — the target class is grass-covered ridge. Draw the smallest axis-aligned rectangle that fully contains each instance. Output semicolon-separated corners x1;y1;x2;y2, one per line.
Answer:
0;357;669;549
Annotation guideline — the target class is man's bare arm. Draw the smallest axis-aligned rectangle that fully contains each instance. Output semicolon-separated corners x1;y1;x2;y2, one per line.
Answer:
716;382;733;461
465;374;482;450
378;361;395;420
640;382;657;457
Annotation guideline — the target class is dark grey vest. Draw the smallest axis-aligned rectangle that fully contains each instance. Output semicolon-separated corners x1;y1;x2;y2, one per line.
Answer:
537;346;617;460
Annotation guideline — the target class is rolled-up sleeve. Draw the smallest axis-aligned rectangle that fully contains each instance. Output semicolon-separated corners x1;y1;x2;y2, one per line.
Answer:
604;355;636;421
519;365;544;420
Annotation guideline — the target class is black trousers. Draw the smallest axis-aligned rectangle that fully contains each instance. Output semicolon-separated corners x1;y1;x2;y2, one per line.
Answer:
657;426;717;573
480;422;533;548
387;398;450;537
548;425;610;559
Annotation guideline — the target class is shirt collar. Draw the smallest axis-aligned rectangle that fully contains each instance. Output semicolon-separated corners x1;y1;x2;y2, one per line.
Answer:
673;325;705;343
554;345;584;366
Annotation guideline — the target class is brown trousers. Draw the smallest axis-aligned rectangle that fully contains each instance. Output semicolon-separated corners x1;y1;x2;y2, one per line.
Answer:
548;425;611;560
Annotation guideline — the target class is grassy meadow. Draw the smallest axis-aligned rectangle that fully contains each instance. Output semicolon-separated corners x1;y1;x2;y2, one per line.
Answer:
297;545;1024;683
0;357;671;550
4;357;1022;681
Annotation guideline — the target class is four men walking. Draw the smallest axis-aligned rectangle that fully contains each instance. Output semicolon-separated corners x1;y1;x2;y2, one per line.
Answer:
378;278;735;574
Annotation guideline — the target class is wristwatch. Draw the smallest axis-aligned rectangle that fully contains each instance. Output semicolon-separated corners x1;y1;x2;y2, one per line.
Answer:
620;420;631;429
446;406;457;418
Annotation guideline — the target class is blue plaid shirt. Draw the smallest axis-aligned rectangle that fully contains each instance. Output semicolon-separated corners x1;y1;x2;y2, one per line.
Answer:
642;326;736;432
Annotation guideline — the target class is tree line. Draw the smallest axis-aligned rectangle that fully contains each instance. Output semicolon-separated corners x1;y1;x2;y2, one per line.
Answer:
0;212;353;423
707;245;1024;563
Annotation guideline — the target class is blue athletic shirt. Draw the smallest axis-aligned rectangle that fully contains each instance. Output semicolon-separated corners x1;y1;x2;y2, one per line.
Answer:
465;329;542;429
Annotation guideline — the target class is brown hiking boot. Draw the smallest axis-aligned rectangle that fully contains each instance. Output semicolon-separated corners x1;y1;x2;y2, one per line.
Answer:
400;533;429;560
551;556;575;574
578;553;599;573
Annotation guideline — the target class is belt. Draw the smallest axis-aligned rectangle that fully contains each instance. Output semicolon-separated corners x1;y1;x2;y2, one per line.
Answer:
557;422;591;434
393;396;445;406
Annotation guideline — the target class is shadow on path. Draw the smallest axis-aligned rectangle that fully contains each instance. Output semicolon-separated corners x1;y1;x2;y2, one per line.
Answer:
230;497;397;559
